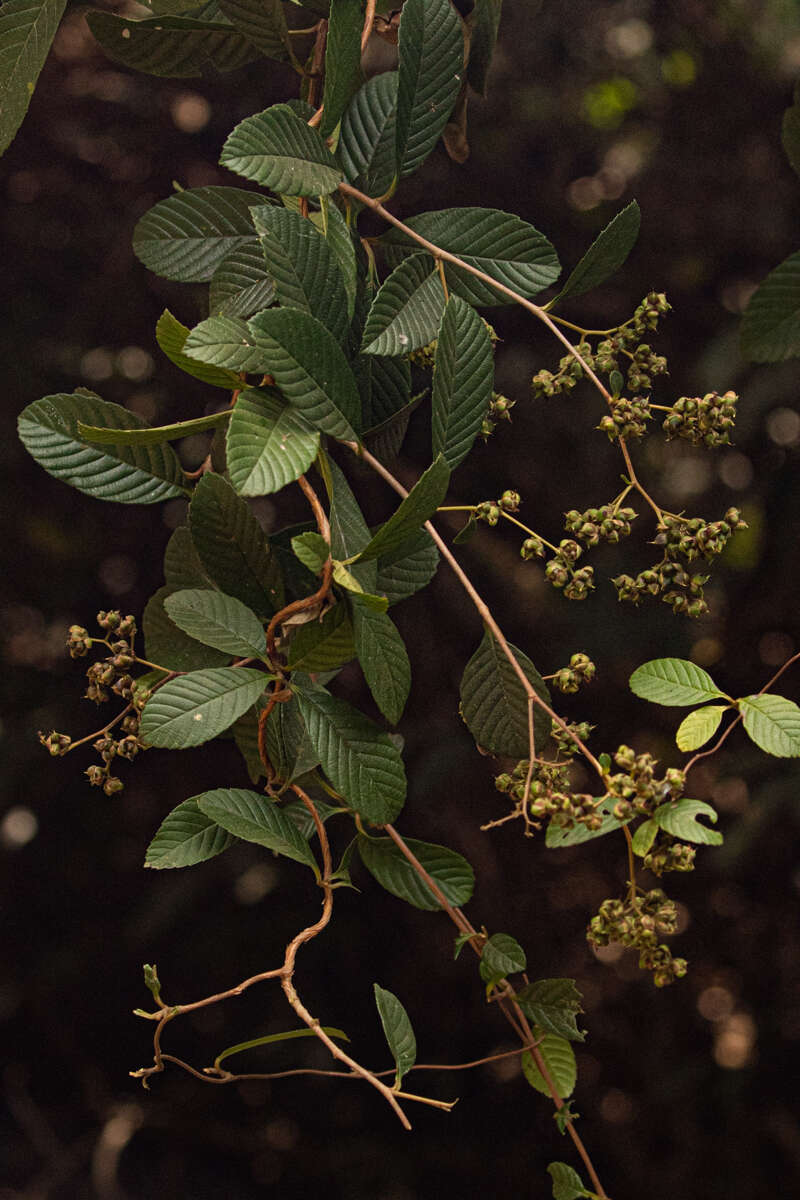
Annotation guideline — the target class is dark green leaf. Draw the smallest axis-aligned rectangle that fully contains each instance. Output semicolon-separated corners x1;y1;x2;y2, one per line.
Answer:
291;531;330;575
459;629;552;757
156;309;241;388
522;1036;576;1098
467;0;502;96
350;594;411;723
0;0;67;157
361;354;412;430
515;978;585;1042
164;525;212;590
231;698;268;783
375;530;439;605
361;254;445;356
479;933;526;985
652;798;723;845
144;585;232;671
316;199;358;320
741;250;800;362
216;0;290;59
133;186;271;283
363;393;423;463
374;984;416;1088
140;667;270;748
675;705;727;752
325;454;378;592
282;793;344;840
86;11;258;78
226;386;320;496
339;70;398;196
547;1162;590;1200
164;588;267;658
320;0;365;138
357;833;474;910
196;787;318;871
209;241;277;319
145;797;236;868
396;0;464;177
264;693;320;785
740;693;800;756
78;410;230;447
355;455;450;562
285;603;356;671
18;392;186;504
219;103;342;196
189;472;284;617
293;682;406;822
629;658;726;706
432;293;494;469
552;200;641;304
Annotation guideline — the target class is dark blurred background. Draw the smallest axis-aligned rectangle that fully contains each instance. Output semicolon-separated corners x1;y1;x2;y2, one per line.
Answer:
3;1;800;1196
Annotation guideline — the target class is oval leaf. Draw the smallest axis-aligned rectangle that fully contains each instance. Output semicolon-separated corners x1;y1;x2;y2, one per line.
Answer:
156;309;241;388
740;693;800;757
522;1036;577;1099
545;799;630;848
133;186;271;282
741;249;800;363
396;0;463;177
226;387;320;497
675;705;727;752
652;798;723;845
143;585;232;672
340;71;399;197
0;0;67;157
140;667;270;749
432;294;494;469
145;797;236;869
164;588;267;659
629;658;726;707
86;11;258;78
362;254;446;356
547;1162;590;1200
553;201;641;304
219;104;343;196
357;833;475;911
374;984;417;1088
209;241;277;319
350;595;411;724
196;787;318;871
460;630;552;757
355;455;450;562
479;933;526;985
515;978;585;1042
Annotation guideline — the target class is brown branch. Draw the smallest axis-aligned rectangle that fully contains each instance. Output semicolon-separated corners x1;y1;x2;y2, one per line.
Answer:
265;472;333;663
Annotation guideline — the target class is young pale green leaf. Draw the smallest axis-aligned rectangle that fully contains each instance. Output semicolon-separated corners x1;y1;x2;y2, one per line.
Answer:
339;71;398;196
547;1162;590;1200
164;525;212;590
629;658;726;707
396;0;463;177
515;978;585;1042
326;455;378;593
155;309;241;388
374;984;416;1089
675;705;727;752
291;531;330;575
226;387;320;497
143;585;232;672
631;818;658;857
739;693;800;756
522;1036;577;1099
380;209;560;307
214;1025;349;1071
293;683;406;822
0;0;67;157
208;241;277;320
652;798;723;845
782;89;800;180
357;833;474;910
320;0;364;138
264;694;320;786
164;588;267;659
140;667;270;749
479;933;526;985
375;530;439;606
144;797;236;869
285;603;355;672
545;799;630;849
77;410;230;448
189;473;284;618
355;455;450;562
552;200;641;304
432;294;494;469
350;594;411;724
215;0;290;59
467;0;502;96
459;630;552;757
220;104;342;196
247;308;361;440
182;315;268;372
86;11;258;78
196;788;318;873
18;392;186;505
133;186;271;283
250;206;350;341
361;254;445;356
740;250;800;363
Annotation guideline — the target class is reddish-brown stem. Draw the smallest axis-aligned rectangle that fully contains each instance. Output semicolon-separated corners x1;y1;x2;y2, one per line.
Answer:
264;473;333;662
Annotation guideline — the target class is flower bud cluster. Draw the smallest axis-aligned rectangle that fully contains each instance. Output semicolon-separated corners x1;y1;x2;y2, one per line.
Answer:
587;888;687;986
476;489;521;527
481;392;515;439
564;505;636;547
662;391;737;447
552;653;596;694
530;341;591;400
544;541;595;601
603;746;685;821
643;838;696;876
495;758;604;833
598;395;652;440
550;721;594;755
39;730;72;756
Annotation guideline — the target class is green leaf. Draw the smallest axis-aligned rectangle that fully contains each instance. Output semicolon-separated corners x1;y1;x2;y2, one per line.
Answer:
479;933;526;985
740;693;800;757
515;978;585;1042
231;698;268;783
215;0;290;59
357;833;474;910
156;309;241;388
140;667;270;749
629;658;726;707
396;0;463;177
545;799;630;849
522;1036;577;1099
741;250;800;363
18;392;186;505
375;530;439;606
431;294;494;469
208;242;277;321
316;199;358;320
285;603;356;672
293;682;406;822
250;205;350;341
144;585;232;671
380;209;560;307
320;0;365;138
326;455;378;593
144;797;236;868
350;594;411;724
652;798;723;846
291;531;330;575
226;386;320;496
196;788;318;872
133;186;271;283
782;89;800;180
547;1162;590;1200
339;71;398;196
361;254;445;356
264;694;320;785
631;818;658;857
86;11;258;79
373;984;416;1089
361;354;412;430
164;588;266;659
467;0;502;96
355;455;450;562
282;793;344;840
552;200;641;304
219;103;342;196
675;705;727;752
189;473;284;618
363;393;423;463
214;1025;348;1071
78;410;230;448
164;525;212;590
0;0;67;157
459;630;552;757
